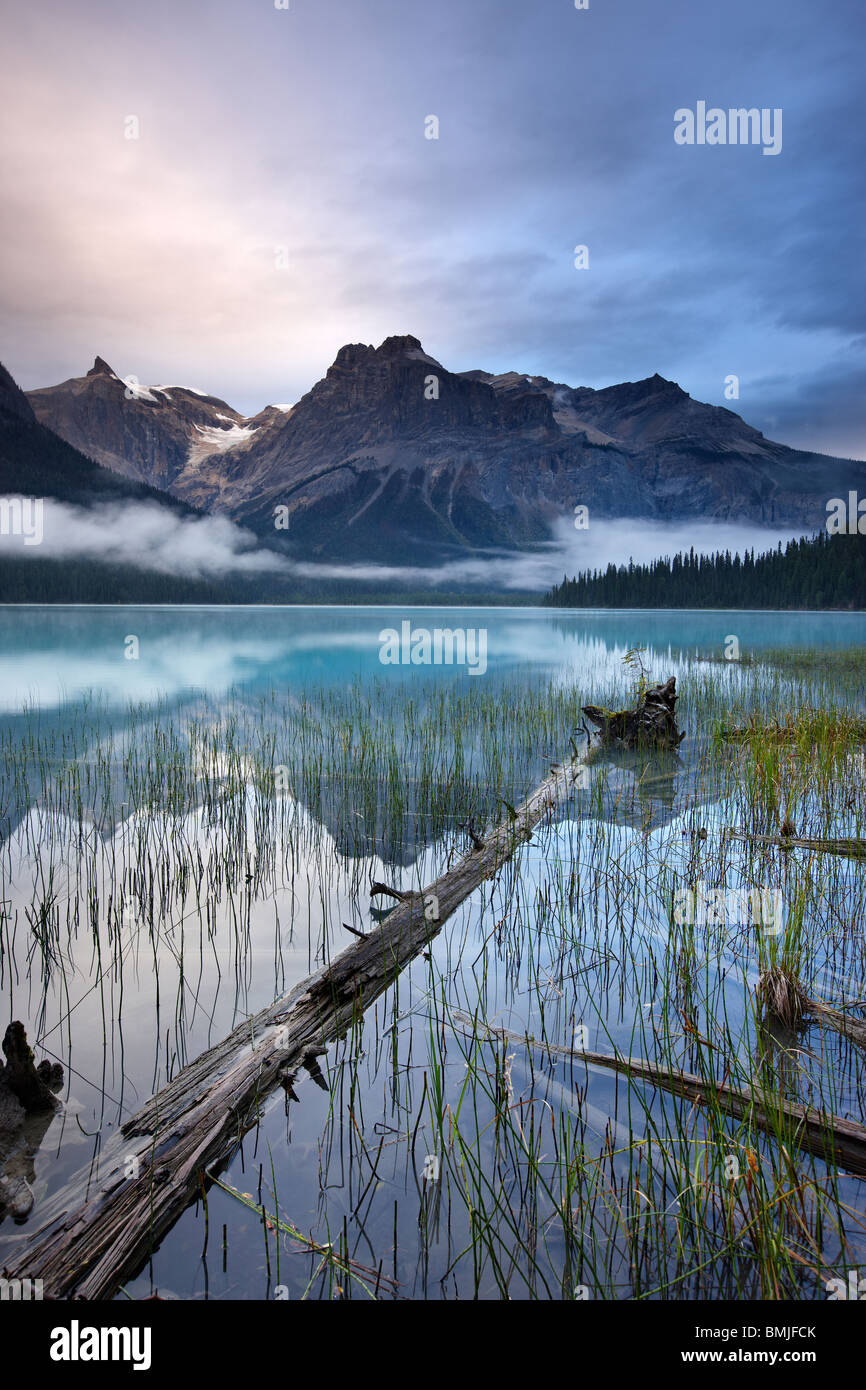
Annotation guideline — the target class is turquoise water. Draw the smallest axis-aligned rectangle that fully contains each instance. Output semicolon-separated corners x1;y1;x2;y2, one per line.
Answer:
0;605;863;711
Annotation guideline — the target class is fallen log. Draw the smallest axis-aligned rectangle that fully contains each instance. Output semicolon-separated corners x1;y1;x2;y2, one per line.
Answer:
451;1011;866;1177
806;999;866;1052
1;749;588;1299
756;966;866;1053
725;827;866;860
582;676;685;751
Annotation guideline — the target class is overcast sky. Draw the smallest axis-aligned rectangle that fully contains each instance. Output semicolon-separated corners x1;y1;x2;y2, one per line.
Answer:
2;0;863;458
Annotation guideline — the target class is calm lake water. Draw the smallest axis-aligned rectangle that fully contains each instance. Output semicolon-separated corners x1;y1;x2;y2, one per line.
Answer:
0;605;863;710
0;606;864;1300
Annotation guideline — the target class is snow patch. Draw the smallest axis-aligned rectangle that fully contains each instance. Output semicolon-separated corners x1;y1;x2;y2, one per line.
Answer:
119;377;160;403
112;376;215;404
186;422;258;467
153;384;212;398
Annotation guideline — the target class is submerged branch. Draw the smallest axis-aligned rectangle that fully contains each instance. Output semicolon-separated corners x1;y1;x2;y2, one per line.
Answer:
451;1011;866;1178
725;827;866;860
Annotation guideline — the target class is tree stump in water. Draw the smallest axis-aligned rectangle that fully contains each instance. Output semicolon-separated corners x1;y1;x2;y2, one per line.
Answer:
582;675;685;751
1;1022;63;1112
0;1022;63;1221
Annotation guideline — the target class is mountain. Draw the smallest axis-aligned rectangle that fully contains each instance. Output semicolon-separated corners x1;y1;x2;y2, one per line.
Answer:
26;337;866;565
26;356;284;500
0;360;293;605
0;360;193;509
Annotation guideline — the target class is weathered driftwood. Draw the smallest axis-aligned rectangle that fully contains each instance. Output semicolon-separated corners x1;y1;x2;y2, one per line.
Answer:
452;1012;866;1177
0;1023;63;1221
725;827;866;860
2;751;587;1299
807;1000;866;1052
756;969;866;1053
582;676;685;752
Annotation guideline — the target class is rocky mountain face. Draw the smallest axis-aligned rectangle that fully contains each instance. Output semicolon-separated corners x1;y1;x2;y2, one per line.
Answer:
0;360;191;509
26;356;283;500
25;336;866;564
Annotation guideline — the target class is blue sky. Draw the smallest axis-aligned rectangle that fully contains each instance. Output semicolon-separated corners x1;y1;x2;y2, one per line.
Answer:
2;0;864;457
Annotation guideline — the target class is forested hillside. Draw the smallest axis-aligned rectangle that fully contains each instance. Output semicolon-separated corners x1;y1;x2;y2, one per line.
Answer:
544;532;866;610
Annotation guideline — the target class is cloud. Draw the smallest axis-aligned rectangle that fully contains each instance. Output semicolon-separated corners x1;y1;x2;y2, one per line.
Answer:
0;499;805;594
0;0;862;459
0;500;289;578
744;358;866;461
287;517;806;592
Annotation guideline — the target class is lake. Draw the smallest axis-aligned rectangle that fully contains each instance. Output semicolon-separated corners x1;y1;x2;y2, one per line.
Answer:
1;605;864;1300
0;605;863;710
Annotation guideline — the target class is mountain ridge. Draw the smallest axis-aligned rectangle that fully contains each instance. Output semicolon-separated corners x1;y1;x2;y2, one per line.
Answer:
23;337;866;565
0;360;196;513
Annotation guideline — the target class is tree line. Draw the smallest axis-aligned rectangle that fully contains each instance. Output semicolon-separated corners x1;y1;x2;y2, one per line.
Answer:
544;531;866;610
